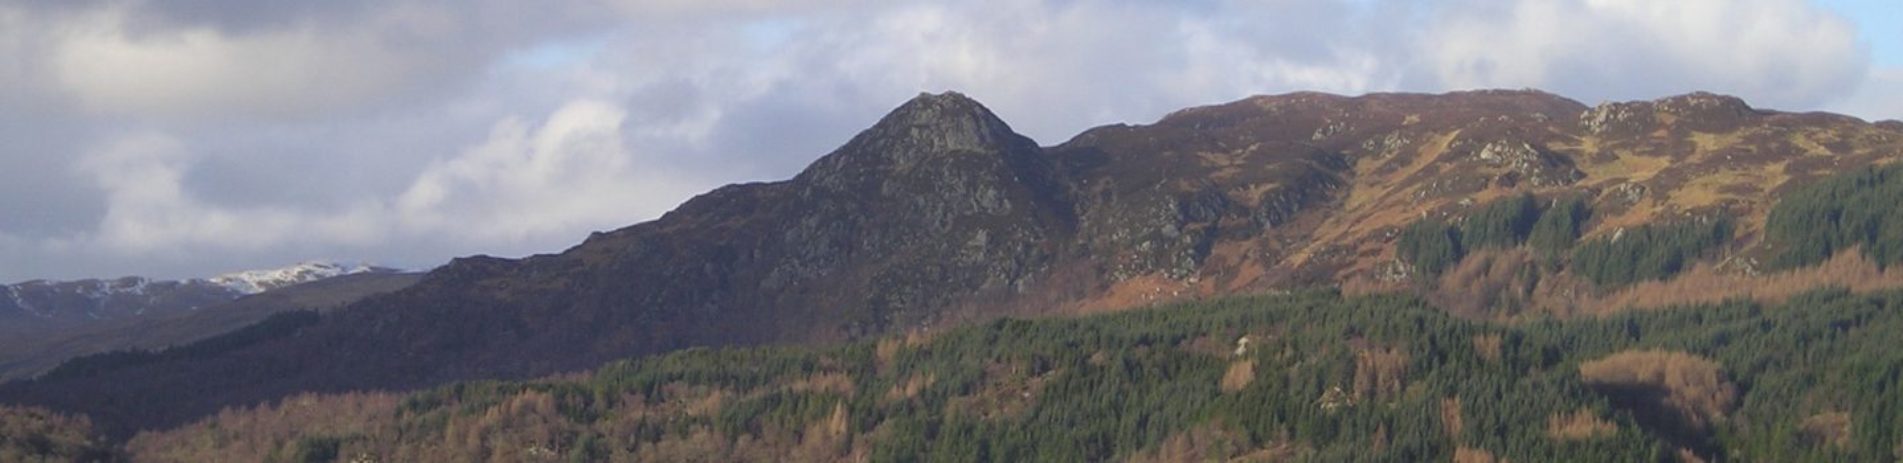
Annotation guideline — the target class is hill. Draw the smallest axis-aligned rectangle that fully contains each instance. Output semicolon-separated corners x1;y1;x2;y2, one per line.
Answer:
4;89;1902;439
0;263;414;381
0;272;421;381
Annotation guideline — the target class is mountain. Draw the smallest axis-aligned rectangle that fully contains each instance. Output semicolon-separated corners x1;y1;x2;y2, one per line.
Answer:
0;262;415;381
202;261;391;295
5;90;1903;439
1;261;393;323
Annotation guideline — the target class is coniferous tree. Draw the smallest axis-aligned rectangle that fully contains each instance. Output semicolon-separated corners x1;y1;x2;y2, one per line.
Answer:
1399;219;1464;276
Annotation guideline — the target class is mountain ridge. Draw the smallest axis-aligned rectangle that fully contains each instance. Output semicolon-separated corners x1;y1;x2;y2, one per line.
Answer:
0;262;416;381
6;88;1902;437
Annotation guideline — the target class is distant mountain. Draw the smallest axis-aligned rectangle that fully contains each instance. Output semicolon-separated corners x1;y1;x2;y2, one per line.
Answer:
204;261;390;295
0;262;414;381
7;89;1903;438
1;261;394;323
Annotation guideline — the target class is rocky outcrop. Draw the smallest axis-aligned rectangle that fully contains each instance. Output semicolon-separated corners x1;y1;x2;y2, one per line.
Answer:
1471;140;1582;187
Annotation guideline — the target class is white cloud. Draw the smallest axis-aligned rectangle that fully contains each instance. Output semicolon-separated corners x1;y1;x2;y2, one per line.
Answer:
1829;67;1903;122
70;131;367;254
395;100;703;243
1419;0;1866;108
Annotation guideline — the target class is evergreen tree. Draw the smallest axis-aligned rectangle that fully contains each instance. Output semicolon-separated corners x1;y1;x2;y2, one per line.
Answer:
1399;218;1464;276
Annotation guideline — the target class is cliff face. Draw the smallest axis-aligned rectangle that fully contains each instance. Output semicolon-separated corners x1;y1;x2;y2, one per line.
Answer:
8;89;1903;436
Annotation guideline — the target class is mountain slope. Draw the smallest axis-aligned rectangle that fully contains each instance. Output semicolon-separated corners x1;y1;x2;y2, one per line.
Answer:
125;288;1903;462
0;272;421;381
0;263;412;381
4;90;1902;437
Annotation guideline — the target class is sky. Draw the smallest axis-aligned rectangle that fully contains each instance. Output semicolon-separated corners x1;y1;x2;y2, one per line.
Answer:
1;0;1900;282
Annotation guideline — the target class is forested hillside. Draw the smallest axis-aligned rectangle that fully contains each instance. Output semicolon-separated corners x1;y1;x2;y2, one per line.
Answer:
7;89;1903;462
111;288;1903;462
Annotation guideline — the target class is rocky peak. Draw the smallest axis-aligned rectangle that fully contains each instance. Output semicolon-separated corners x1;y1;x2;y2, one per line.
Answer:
1581;101;1658;135
1579;92;1757;134
805;92;1030;175
1653;92;1753;117
878;91;1015;150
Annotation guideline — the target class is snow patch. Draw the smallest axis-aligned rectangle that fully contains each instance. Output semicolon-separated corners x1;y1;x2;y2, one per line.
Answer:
4;285;44;318
204;261;381;295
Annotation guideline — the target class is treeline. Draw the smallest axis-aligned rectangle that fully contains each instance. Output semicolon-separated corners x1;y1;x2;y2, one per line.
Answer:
1397;192;1736;288
1766;163;1903;269
1570;218;1732;287
36;310;321;382
120;287;1903;462
1398;193;1590;276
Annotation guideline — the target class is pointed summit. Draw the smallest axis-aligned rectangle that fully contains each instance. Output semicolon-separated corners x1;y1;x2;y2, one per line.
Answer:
848;92;1026;164
798;91;1045;188
879;91;1009;136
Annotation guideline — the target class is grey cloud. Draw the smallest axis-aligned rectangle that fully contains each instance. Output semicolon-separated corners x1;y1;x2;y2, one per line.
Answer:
0;0;1890;282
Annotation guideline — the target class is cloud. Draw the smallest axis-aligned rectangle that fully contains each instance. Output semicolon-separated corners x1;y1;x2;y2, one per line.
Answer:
68;131;376;255
51;10;427;118
395;100;705;243
1829;67;1903;122
29;1;608;120
0;99;708;280
0;0;1893;281
1416;0;1866;108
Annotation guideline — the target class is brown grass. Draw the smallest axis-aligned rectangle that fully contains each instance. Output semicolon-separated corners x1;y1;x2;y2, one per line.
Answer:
1125;422;1306;463
1800;412;1852;449
788;372;855;397
1353;346;1409;401
1472;334;1504;363
885;373;935;402
1677;448;1710;463
1434;248;1540;318
1453;446;1501;463
874;338;901;371
1067;274;1193;314
1440;397;1464;438
683;388;731;417
1579;350;1737;429
1546;409;1617;441
788;403;852;462
1221;360;1256;393
1579;249;1903;316
874;330;938;372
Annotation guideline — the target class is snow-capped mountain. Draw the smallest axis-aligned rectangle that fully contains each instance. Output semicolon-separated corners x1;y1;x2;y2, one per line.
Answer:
205;261;387;295
0;261;421;382
1;261;395;322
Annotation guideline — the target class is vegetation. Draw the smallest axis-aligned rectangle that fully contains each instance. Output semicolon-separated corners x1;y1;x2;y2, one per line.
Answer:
37;310;321;382
0;405;116;462
1400;194;1592;278
1458;193;1540;250
121;288;1903;462
1398;219;1464;276
1570;218;1732;287
1528;196;1590;259
1766;164;1903;269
